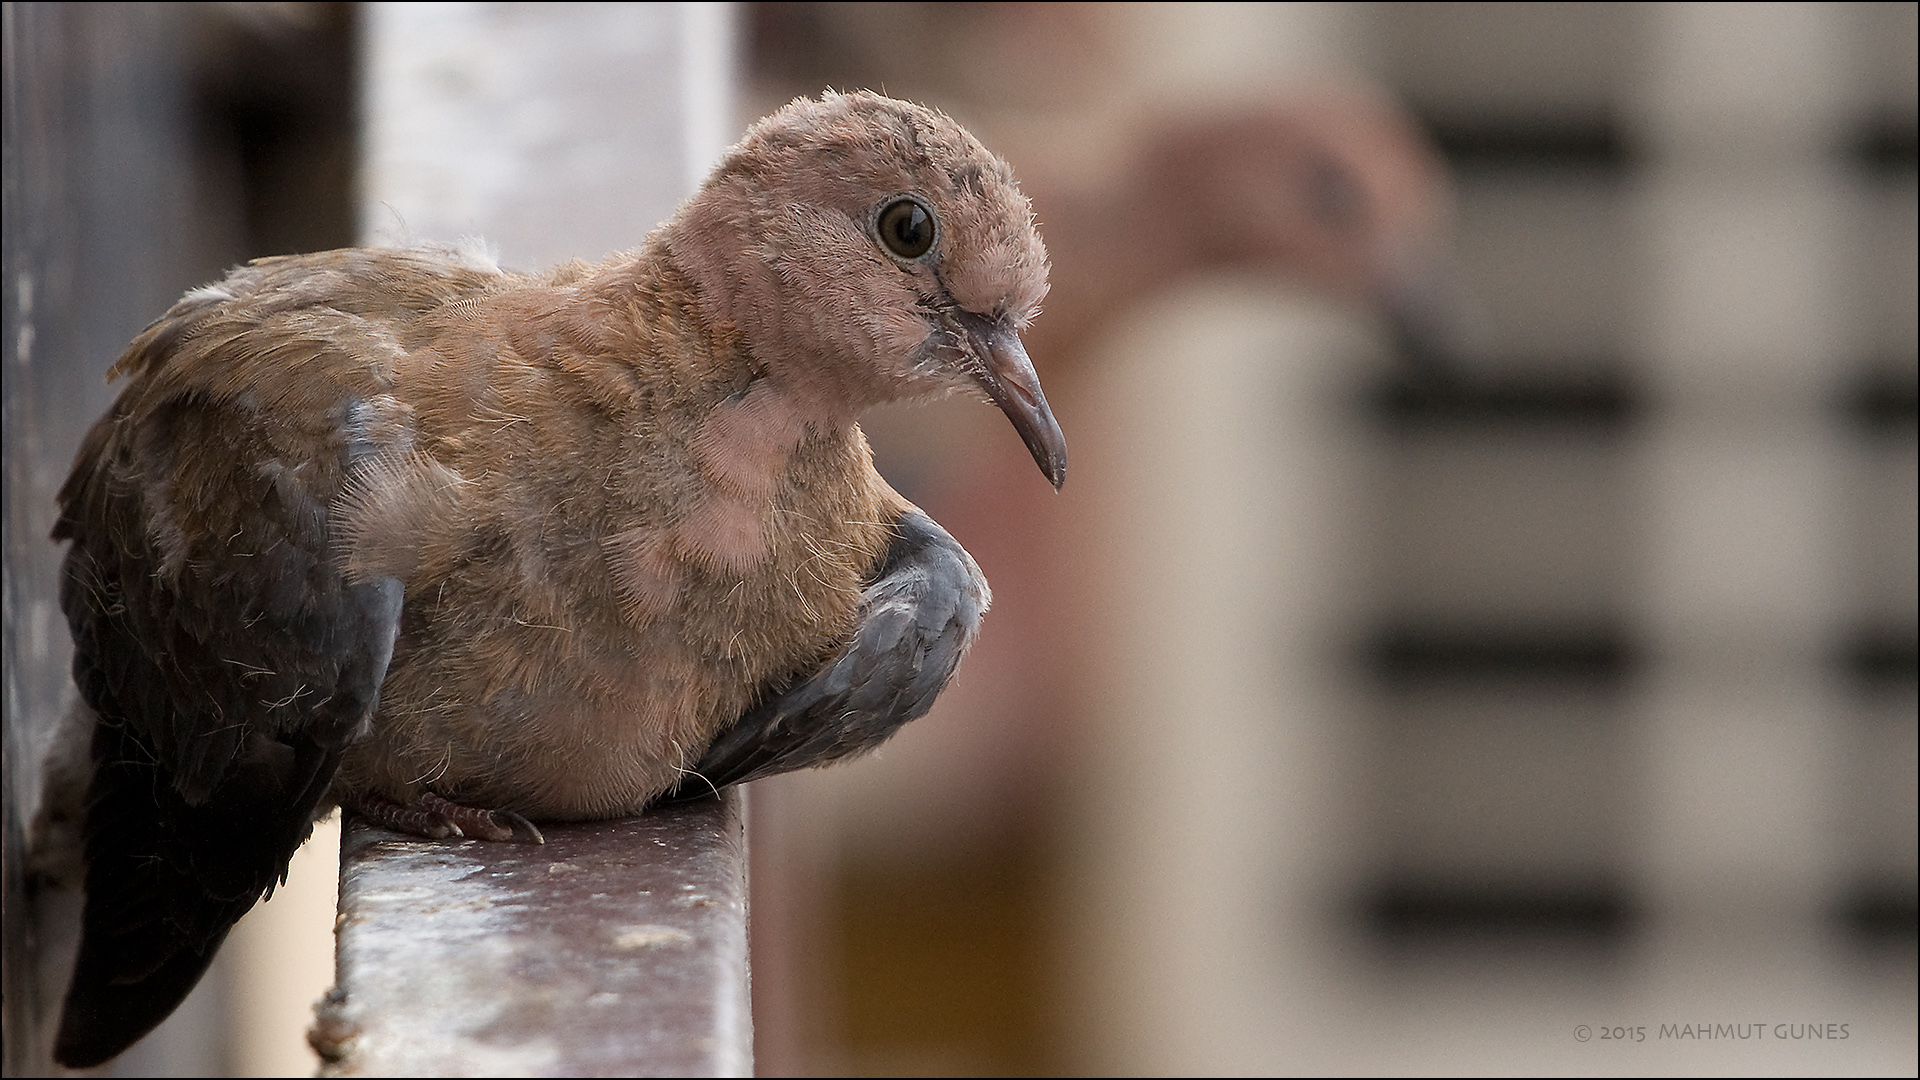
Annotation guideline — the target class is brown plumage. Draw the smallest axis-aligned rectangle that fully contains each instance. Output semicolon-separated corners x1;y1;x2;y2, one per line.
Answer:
51;90;1064;1067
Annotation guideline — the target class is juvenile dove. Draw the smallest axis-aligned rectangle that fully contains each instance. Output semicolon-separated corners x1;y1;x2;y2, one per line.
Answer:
50;90;1063;1067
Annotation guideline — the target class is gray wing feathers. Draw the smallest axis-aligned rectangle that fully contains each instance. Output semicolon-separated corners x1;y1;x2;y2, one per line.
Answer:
52;305;407;1067
668;509;989;798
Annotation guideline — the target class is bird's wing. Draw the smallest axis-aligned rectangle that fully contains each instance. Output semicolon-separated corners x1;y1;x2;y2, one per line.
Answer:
666;509;989;799
52;267;416;1068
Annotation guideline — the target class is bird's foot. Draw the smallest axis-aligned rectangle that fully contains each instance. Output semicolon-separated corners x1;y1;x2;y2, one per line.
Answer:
348;790;545;844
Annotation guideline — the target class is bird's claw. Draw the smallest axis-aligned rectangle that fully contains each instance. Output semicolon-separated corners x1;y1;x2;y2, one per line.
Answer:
416;792;546;844
351;790;546;845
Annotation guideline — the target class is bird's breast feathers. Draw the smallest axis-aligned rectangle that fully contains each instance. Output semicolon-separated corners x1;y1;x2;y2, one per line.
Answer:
307;253;903;817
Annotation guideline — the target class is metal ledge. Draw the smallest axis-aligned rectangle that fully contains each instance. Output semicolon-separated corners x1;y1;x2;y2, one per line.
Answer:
317;790;751;1077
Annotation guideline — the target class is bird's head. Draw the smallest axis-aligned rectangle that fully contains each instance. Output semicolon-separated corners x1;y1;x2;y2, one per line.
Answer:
667;90;1066;488
1129;89;1457;359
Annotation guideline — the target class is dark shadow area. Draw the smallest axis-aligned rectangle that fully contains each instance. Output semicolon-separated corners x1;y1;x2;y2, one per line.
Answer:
1363;622;1637;686
1361;880;1637;945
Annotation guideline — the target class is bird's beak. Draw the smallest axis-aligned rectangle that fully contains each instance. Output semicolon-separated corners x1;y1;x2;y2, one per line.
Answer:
957;311;1068;489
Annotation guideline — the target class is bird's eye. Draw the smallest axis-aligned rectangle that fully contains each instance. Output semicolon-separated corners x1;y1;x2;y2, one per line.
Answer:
876;196;936;260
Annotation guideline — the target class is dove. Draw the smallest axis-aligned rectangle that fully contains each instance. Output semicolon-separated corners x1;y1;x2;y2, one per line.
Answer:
1028;90;1453;374
49;89;1064;1068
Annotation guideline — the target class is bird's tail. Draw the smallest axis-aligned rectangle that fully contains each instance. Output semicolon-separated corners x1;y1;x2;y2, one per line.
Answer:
53;720;335;1068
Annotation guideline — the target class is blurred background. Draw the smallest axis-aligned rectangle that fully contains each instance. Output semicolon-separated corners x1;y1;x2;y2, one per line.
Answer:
4;3;1914;1075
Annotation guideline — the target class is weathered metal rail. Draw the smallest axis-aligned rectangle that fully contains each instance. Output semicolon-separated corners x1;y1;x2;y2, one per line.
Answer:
317;791;752;1078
